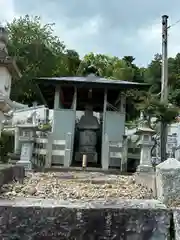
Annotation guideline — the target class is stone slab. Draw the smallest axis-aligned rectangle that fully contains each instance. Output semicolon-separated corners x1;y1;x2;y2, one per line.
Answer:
0;164;25;187
137;164;154;172
135;172;157;197
156;158;180;204
0;198;170;239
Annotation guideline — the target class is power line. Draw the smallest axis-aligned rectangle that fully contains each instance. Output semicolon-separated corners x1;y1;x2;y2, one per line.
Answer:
168;19;180;29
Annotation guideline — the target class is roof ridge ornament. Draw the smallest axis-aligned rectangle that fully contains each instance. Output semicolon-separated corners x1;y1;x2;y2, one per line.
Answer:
83;64;100;77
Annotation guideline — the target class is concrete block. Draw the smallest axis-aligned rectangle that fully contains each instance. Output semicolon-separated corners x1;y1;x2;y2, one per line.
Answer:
156;158;180;204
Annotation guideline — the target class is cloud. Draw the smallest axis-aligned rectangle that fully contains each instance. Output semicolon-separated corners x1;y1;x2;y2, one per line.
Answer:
135;17;180;65
2;0;180;66
0;0;19;24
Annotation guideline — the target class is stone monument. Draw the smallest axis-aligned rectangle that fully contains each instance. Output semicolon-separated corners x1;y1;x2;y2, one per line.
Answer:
156;157;180;204
16;105;41;172
15;124;38;171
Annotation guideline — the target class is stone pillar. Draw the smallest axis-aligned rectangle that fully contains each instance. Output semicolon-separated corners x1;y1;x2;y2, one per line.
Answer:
102;133;109;170
45;133;53;168
0;121;2;138
54;85;60;109
136;127;155;172
0;106;5;138
156;158;180;204
64;132;72;167
101;89;108;170
14;126;20;154
121;135;128;172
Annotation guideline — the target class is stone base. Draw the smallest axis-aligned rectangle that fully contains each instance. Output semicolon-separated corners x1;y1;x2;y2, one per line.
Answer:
8;159;18;165
136;164;154;173
0;198;169;239
7;153;20;160
135;166;156;197
0;165;25;188
16;160;32;172
75;152;97;164
8;153;20;165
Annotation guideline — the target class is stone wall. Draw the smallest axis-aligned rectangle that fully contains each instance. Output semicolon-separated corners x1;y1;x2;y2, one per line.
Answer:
135;171;157;197
0;198;171;239
135;158;180;205
156;158;180;205
0;164;24;187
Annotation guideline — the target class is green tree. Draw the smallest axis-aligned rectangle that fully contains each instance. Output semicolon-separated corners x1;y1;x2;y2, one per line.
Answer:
7;15;80;104
144;54;162;94
78;52;135;80
143;53;180;109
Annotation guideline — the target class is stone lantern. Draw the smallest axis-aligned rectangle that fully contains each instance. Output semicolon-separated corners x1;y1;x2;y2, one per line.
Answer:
0;25;21;136
136;123;155;172
0;25;8;52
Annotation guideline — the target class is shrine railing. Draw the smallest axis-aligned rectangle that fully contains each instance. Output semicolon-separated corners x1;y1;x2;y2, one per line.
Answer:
33;132;72;168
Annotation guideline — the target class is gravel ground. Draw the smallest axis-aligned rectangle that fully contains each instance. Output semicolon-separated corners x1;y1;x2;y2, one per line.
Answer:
0;171;153;201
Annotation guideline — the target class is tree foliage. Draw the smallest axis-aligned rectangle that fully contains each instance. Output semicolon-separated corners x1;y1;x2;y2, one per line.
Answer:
7;15;80;104
6;15;180;123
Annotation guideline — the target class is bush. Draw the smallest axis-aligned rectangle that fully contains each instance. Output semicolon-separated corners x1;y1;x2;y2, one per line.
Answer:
0;133;14;163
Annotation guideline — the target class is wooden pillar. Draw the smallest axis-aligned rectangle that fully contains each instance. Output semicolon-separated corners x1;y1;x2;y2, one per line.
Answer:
120;93;126;113
102;88;107;137
54;85;60;109
71;87;77;110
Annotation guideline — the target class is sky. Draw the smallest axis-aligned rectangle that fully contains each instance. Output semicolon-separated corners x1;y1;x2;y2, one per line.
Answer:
1;0;180;67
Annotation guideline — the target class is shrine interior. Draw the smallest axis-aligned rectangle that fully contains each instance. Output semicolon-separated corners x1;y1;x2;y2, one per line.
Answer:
36;82;123;168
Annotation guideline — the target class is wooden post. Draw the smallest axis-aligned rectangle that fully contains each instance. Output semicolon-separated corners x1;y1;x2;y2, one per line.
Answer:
54;85;60;109
82;154;87;169
71;87;77;110
120;94;126;113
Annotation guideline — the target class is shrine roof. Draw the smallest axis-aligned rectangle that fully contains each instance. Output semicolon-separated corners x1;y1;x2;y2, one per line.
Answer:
34;75;149;89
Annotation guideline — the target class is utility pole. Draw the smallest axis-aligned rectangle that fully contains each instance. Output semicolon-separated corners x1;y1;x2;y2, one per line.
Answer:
160;15;169;162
